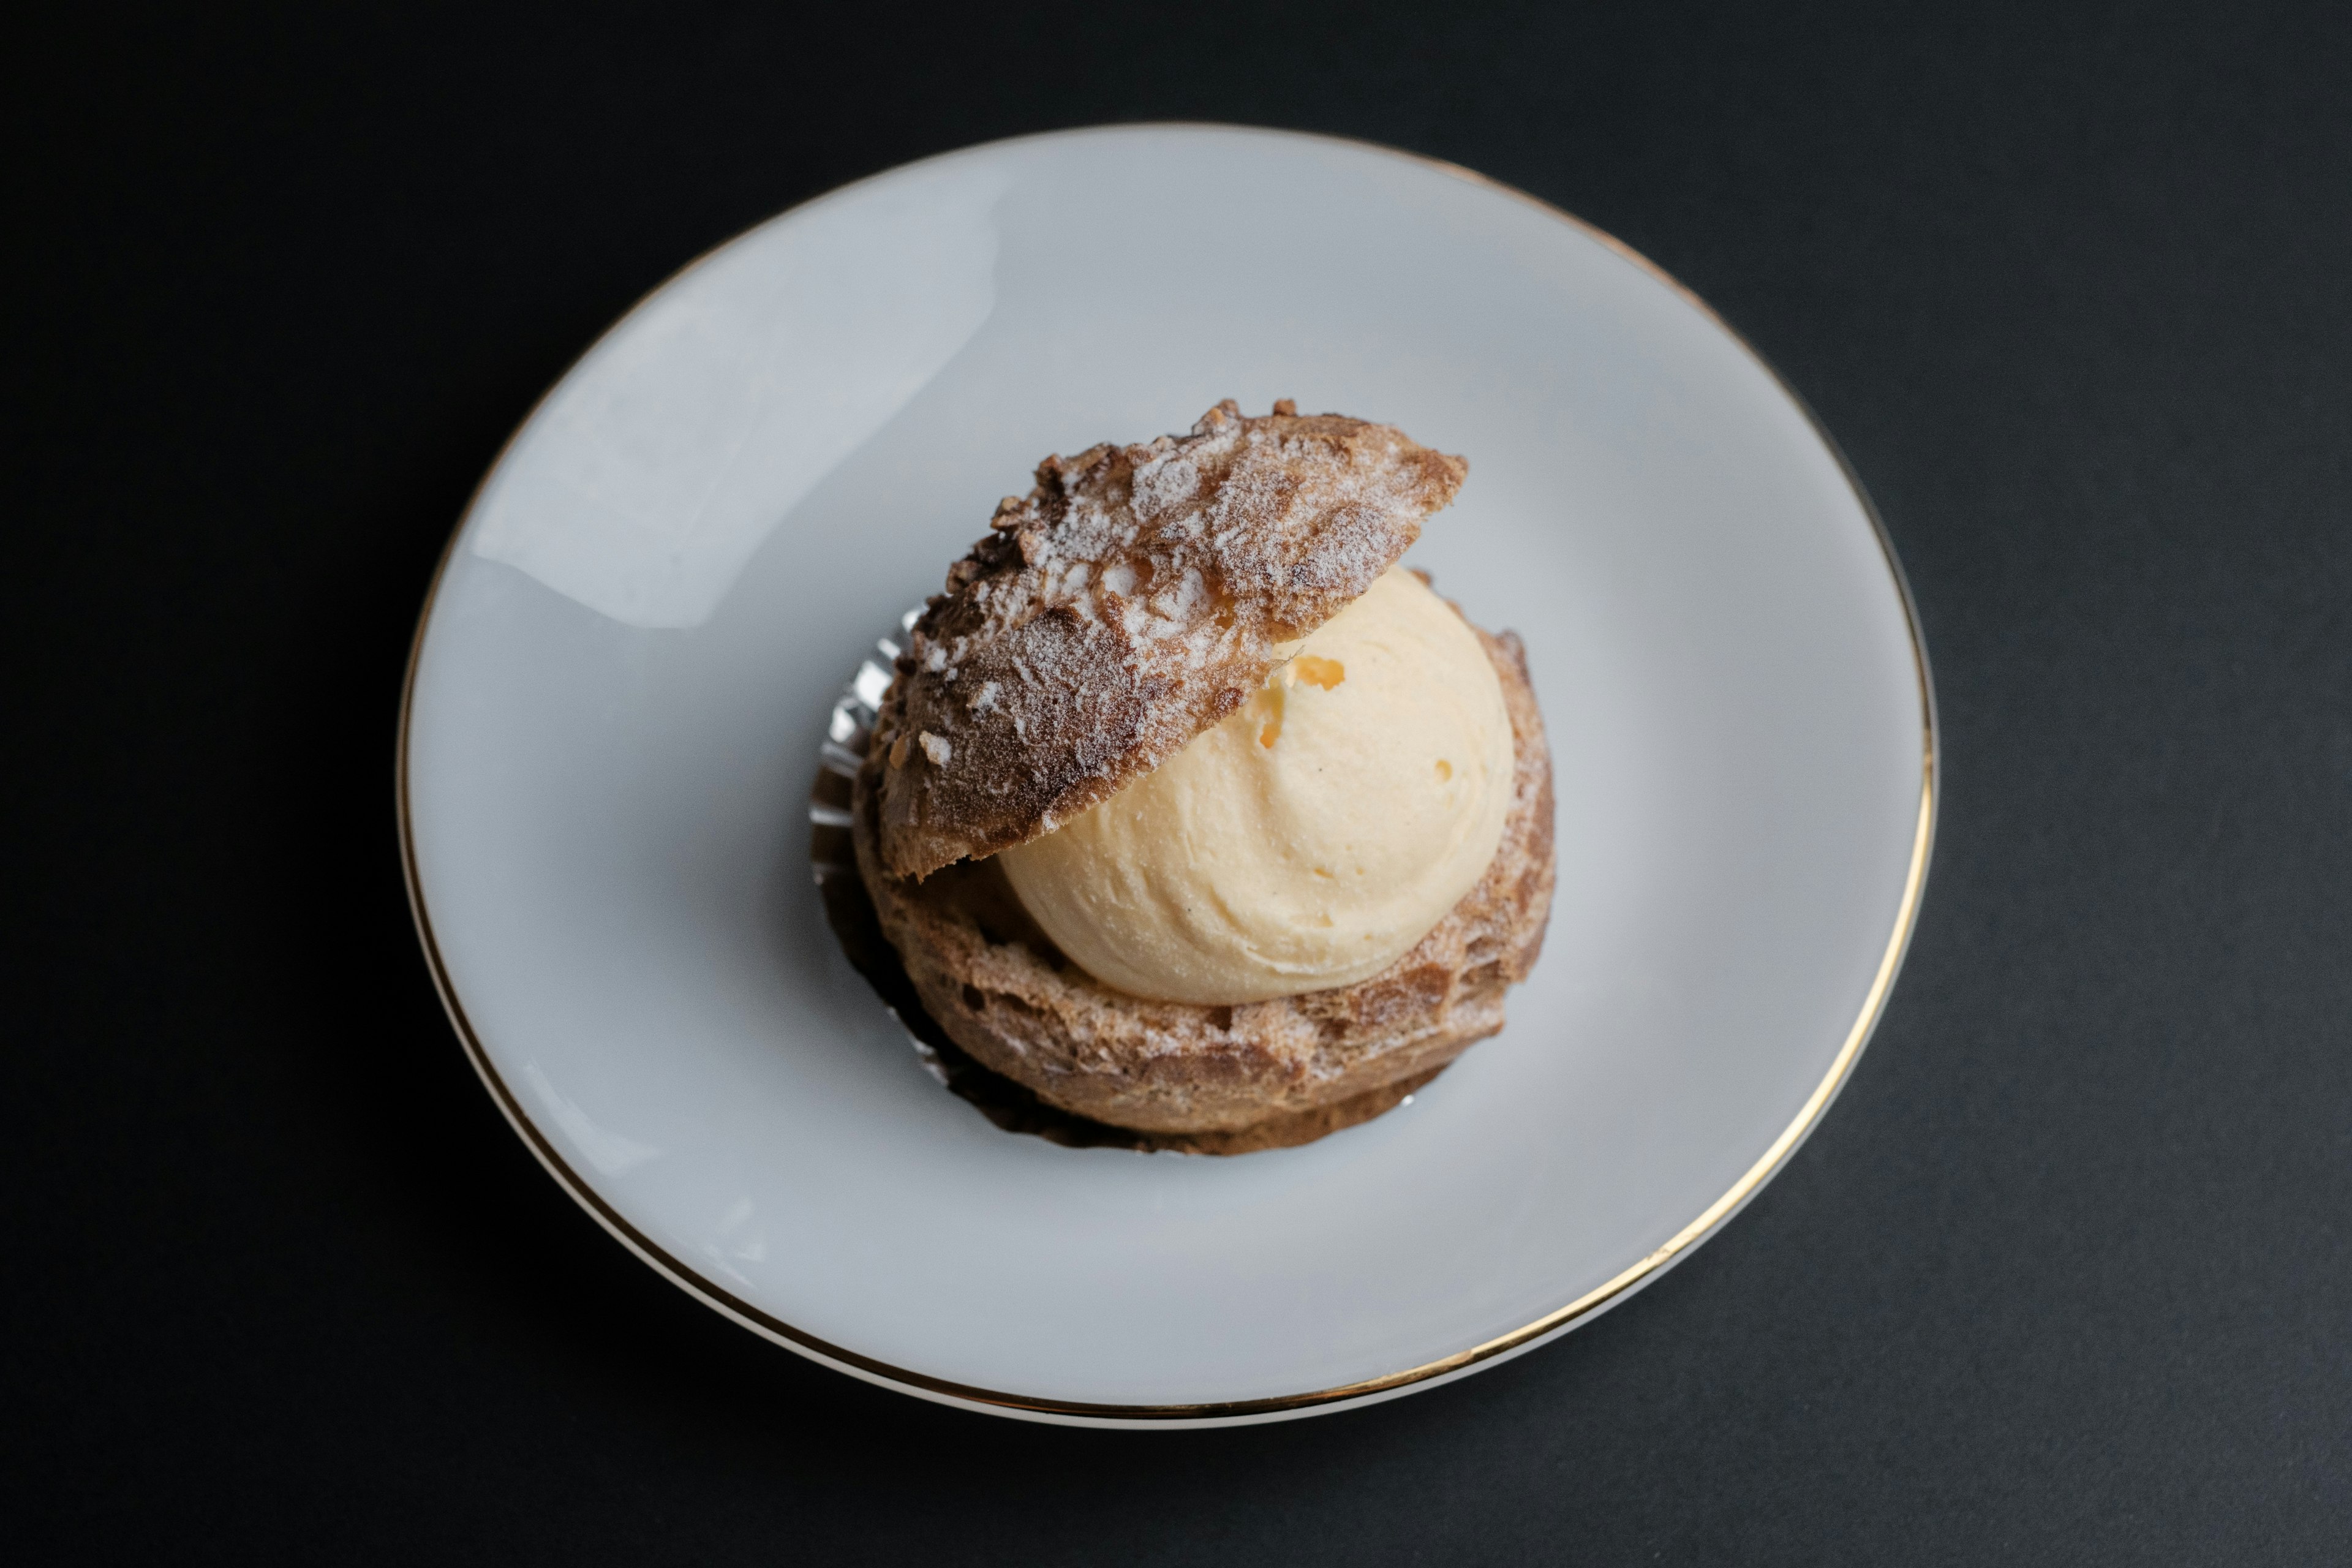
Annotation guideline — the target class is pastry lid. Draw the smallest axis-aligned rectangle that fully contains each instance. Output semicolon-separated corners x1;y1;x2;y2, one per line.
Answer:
869;400;1468;880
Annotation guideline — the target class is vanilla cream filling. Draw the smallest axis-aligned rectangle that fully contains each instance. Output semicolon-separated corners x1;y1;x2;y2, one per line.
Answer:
998;567;1514;1005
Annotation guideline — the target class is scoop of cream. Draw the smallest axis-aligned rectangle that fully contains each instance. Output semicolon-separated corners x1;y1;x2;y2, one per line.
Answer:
998;567;1515;1005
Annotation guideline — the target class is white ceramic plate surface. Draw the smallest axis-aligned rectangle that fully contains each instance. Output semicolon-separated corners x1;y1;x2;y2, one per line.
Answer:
401;124;1934;1428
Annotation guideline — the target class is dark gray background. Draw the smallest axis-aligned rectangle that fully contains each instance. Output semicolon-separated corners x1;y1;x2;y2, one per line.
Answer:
8;2;2348;1560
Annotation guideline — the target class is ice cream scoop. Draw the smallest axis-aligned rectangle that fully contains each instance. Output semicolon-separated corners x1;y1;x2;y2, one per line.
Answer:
999;567;1515;1004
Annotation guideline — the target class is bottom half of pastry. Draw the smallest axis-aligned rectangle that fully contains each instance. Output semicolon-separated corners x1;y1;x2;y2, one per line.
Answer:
850;626;1556;1144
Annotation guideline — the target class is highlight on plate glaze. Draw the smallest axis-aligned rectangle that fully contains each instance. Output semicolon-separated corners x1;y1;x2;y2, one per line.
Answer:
470;166;1005;628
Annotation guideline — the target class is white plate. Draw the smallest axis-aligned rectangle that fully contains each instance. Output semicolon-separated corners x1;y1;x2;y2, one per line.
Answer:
400;124;1934;1428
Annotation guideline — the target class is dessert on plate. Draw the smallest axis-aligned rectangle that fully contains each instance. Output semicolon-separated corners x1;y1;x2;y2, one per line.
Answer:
850;399;1555;1149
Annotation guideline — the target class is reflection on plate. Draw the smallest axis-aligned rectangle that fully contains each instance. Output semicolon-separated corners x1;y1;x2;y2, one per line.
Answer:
401;124;1934;1427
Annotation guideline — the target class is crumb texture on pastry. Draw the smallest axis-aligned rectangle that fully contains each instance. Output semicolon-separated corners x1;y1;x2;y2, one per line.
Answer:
853;623;1554;1136
871;399;1468;880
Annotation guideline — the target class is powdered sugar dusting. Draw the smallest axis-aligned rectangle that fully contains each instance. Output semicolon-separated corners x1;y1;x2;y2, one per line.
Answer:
871;400;1468;880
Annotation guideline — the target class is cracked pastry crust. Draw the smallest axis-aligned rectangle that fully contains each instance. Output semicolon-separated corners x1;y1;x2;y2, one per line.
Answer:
870;399;1468;881
851;620;1555;1136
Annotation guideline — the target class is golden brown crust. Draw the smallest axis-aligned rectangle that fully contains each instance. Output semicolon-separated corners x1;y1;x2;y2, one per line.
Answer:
852;622;1556;1137
871;399;1468;880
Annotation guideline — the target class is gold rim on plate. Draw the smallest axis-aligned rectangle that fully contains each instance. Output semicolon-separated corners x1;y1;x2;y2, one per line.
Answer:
396;124;1939;1425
